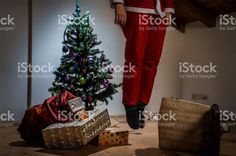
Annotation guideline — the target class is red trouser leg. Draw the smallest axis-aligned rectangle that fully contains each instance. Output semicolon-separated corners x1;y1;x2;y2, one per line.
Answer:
122;12;166;106
139;22;167;104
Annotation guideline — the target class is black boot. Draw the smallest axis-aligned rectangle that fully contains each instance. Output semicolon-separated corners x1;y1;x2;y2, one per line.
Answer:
124;105;139;129
137;102;146;129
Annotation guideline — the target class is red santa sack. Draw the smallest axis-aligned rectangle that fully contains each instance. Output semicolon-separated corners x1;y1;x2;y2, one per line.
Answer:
17;91;76;143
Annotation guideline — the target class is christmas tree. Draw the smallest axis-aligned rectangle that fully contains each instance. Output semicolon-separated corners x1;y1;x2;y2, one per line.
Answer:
49;1;121;110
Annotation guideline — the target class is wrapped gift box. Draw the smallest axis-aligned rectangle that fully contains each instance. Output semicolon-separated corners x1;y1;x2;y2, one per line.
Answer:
91;128;129;147
158;97;220;155
68;97;85;113
42;108;111;149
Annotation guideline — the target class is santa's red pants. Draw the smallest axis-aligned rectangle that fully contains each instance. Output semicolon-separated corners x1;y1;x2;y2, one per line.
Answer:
122;12;167;106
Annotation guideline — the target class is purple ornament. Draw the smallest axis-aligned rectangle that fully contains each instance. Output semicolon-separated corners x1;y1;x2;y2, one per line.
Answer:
72;55;77;60
62;46;68;53
88;57;94;64
104;83;109;88
103;80;110;88
65;76;70;81
107;67;114;74
69;52;76;58
88;96;93;103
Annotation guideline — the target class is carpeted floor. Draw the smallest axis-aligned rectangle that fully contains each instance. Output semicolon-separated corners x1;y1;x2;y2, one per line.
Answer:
0;117;235;156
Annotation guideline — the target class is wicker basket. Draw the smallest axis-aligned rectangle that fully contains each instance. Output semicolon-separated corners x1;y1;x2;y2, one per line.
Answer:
158;97;220;155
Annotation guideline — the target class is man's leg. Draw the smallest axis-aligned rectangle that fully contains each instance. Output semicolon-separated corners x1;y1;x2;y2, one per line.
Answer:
137;16;167;128
139;16;167;104
122;12;149;129
122;12;149;106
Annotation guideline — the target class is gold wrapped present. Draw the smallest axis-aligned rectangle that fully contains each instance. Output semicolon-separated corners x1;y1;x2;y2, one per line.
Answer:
42;108;111;149
92;128;129;147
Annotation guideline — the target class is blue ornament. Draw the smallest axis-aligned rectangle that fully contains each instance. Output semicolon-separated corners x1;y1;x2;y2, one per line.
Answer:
73;64;78;69
72;30;77;35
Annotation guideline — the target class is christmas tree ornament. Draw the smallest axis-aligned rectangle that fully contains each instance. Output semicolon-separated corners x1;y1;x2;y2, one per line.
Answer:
62;46;69;53
65;76;70;81
107;67;114;74
88;57;94;64
72;30;77;35
88;96;93;103
104;83;109;88
69;52;76;59
79;77;86;85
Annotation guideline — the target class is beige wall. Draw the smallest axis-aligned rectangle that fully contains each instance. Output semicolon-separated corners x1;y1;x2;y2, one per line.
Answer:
0;0;27;120
147;29;184;112
182;20;236;111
